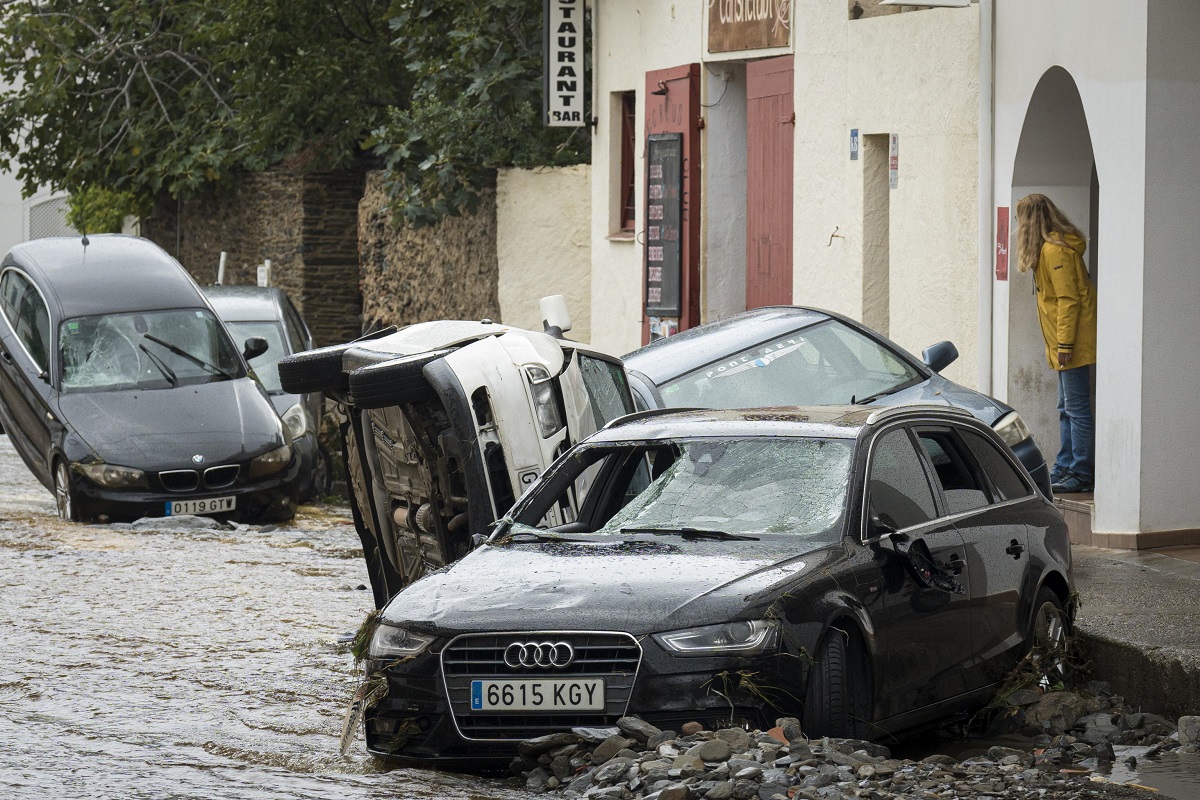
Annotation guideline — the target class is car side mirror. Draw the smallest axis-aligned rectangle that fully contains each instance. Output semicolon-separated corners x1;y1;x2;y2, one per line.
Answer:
471;532;489;549
888;534;964;595
921;341;959;373
243;336;269;361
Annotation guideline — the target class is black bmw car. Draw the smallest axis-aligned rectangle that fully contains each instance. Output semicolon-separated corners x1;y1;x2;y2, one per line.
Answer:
0;235;299;522
622;307;1053;497
359;405;1071;764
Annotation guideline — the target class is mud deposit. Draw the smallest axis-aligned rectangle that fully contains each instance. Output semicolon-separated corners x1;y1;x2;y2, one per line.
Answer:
0;436;525;800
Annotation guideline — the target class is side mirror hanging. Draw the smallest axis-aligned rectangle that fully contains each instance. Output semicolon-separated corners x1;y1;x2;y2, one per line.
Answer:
243;336;269;361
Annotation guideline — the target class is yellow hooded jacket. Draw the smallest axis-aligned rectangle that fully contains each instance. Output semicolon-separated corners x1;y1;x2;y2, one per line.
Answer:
1034;233;1096;370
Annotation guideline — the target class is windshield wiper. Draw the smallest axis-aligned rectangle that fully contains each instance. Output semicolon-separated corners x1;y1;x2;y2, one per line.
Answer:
620;526;759;542
142;333;234;380
138;344;178;386
854;378;923;405
494;530;591;545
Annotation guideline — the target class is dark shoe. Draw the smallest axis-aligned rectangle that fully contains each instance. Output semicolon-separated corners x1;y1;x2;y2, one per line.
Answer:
1050;467;1070;484
1052;475;1093;493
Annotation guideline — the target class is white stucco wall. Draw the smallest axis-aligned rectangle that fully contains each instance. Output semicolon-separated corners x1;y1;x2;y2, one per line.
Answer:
496;165;593;345
994;0;1149;533
792;2;981;389
0;170;24;254
591;0;704;356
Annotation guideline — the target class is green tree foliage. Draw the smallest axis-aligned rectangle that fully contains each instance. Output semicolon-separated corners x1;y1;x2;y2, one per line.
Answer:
0;0;587;225
66;185;152;234
371;0;589;226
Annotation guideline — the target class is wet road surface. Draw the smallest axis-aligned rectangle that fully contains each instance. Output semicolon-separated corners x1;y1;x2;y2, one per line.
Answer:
0;435;528;800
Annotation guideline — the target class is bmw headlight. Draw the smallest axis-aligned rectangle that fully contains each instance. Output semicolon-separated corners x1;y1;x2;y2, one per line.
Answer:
79;462;147;489
525;365;564;438
249;443;293;478
993;411;1033;448
368;624;435;659
654;620;779;656
282;402;308;439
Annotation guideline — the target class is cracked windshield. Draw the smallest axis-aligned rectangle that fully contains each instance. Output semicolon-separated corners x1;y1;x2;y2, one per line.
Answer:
61;309;241;391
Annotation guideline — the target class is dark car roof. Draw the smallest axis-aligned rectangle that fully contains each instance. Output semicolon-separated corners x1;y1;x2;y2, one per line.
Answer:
201;285;291;322
585;404;975;446
623;307;837;381
5;235;205;319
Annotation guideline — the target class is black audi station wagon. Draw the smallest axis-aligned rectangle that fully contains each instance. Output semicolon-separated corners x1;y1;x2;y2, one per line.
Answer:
0;235;299;522
359;405;1072;764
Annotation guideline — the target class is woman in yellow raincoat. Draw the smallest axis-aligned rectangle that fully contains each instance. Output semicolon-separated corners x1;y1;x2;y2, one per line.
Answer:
1016;194;1097;493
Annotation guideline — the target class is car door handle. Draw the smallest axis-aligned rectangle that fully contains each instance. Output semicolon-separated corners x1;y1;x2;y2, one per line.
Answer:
1006;539;1026;559
946;554;966;575
0;349;11;364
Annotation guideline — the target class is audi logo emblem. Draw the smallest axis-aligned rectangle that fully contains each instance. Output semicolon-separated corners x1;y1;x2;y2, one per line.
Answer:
504;640;575;669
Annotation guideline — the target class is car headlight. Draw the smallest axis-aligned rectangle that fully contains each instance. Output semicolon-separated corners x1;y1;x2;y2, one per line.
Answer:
249;443;293;478
525;365;564;438
653;620;779;656
79;462;147;489
993;411;1033;448
368;624;435;659
282;402;308;439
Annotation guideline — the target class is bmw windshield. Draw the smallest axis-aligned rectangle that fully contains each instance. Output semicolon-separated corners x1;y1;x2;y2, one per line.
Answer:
60;308;244;392
658;319;923;409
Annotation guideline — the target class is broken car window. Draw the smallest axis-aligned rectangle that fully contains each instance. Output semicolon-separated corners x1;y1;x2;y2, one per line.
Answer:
61;309;243;392
511;437;853;541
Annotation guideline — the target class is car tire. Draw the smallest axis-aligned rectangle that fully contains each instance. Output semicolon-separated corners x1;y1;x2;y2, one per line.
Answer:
802;626;871;739
54;460;82;522
278;343;355;395
348;349;452;409
1029;586;1071;690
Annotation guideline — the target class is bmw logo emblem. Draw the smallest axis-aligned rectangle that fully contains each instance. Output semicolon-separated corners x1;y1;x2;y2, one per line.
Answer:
192;454;205;465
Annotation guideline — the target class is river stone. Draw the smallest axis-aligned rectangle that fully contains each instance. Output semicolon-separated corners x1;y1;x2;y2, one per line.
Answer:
704;781;736;800
520;732;581;755
1076;712;1120;743
672;752;706;775
732;765;762;781
692;738;733;762
732;779;760;800
658;786;692;800
757;783;790;800
525;767;552;792
593;756;634;784
716;728;752;753
592;735;633;764
647;730;678;749
775;717;803;741
564;768;597;794
681;721;705;736
1179;715;1200;744
550;754;572;781
574;726;622;743
1025;691;1095;732
618;716;663;743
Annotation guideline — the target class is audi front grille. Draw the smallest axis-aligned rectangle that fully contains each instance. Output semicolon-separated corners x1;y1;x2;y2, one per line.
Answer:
441;631;641;740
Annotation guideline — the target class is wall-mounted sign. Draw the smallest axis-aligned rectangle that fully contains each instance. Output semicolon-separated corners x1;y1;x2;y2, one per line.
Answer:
544;0;585;126
708;0;791;53
850;128;859;161
996;206;1010;281
888;133;899;189
645;133;683;317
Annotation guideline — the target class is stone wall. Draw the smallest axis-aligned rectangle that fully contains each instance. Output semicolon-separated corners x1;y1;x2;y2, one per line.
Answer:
143;170;363;347
358;171;500;330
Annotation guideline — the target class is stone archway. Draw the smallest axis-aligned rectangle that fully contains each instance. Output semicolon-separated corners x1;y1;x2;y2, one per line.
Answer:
1008;66;1098;477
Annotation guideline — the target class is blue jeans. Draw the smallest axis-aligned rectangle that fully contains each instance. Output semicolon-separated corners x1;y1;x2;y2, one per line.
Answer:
1055;365;1094;483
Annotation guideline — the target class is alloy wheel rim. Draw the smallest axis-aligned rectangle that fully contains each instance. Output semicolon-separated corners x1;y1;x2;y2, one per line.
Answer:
55;463;71;520
1033;600;1067;689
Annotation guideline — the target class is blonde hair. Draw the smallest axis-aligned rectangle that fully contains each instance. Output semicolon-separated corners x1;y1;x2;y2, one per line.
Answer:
1015;194;1085;273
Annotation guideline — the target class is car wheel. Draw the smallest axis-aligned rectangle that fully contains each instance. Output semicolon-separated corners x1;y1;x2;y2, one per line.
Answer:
54;461;81;522
278;343;355;395
348;349;452;409
802;626;871;739
1029;587;1071;690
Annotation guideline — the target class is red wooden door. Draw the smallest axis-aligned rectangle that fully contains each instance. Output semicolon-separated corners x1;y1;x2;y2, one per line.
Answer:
746;55;794;309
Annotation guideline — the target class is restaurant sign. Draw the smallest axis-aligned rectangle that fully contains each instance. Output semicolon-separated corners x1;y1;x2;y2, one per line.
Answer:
544;0;585;126
708;0;791;53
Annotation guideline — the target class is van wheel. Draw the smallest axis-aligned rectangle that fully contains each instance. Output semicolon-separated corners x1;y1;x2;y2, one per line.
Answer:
1029;587;1070;690
278;343;354;395
802;626;871;739
348;350;452;409
54;461;81;522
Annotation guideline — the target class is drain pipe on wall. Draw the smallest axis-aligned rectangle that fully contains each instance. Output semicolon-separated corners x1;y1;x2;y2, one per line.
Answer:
977;0;995;395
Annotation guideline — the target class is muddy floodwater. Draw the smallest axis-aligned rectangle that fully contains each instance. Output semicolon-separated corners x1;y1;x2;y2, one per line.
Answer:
0;436;527;800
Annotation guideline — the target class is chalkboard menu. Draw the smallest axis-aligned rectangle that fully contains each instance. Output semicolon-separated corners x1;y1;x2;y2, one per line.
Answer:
645;133;683;316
